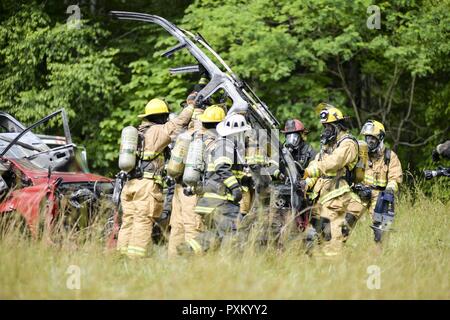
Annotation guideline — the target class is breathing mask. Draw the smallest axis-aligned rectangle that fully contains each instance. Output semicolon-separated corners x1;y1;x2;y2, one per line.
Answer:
320;123;338;145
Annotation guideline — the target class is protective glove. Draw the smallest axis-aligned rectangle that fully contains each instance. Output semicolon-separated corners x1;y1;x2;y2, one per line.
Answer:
186;91;206;109
240;174;252;187
303;164;320;179
424;169;434;180
432;149;441;162
183;186;195;197
186;92;198;106
296;179;307;193
355;184;372;201
196;96;207;109
158;210;169;222
249;164;261;172
230;186;243;205
164;176;175;186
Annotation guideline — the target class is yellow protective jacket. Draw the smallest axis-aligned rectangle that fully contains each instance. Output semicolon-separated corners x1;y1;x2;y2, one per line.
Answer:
364;147;403;193
138;105;194;182
304;131;359;205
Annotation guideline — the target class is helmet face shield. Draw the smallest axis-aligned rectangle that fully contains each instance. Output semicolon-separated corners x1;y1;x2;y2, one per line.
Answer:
361;120;385;141
365;135;380;152
285;133;301;148
361;122;375;136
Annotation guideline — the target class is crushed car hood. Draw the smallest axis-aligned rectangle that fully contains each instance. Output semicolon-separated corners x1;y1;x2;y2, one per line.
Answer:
8;158;111;184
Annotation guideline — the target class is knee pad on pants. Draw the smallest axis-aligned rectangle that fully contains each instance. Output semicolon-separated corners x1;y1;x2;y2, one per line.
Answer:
318;217;331;241
341;212;358;237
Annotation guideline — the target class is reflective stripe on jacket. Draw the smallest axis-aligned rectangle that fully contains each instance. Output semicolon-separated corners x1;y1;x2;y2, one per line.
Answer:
305;131;359;204
364;148;402;192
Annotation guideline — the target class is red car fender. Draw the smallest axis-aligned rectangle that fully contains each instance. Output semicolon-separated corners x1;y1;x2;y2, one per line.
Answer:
0;179;61;237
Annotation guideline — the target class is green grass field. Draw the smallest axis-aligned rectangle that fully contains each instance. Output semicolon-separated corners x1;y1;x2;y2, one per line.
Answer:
0;183;449;299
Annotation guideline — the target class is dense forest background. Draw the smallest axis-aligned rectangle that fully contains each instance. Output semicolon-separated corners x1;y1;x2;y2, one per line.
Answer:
0;0;449;177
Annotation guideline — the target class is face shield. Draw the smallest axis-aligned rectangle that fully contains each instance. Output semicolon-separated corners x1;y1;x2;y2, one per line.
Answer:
365;135;380;153
285;133;301;149
361;122;375;136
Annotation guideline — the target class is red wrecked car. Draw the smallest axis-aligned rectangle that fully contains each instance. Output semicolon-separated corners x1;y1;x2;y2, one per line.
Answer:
0;109;118;246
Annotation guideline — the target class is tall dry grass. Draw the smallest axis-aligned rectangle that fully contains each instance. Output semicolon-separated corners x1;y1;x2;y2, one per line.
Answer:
0;183;448;299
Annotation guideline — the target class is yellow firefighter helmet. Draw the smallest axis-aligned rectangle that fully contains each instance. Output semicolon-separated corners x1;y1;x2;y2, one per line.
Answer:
315;102;346;124
198;105;226;123
361;120;386;141
138;98;170;118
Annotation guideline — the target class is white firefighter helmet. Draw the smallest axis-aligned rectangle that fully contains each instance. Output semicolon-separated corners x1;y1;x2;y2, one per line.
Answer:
216;113;251;137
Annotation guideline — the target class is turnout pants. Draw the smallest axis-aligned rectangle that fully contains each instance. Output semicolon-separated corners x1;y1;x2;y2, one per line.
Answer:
116;178;164;257
167;184;203;258
317;191;364;256
185;198;240;254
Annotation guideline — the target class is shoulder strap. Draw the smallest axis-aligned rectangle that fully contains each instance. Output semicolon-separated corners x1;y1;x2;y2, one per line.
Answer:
336;134;359;165
384;148;391;166
335;134;359;186
384;148;391;177
138;122;153;134
336;134;358;148
206;136;221;150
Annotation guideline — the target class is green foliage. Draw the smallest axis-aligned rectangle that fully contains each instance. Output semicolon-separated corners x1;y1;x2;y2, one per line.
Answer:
0;185;449;298
0;0;449;175
181;0;450;170
0;4;121;169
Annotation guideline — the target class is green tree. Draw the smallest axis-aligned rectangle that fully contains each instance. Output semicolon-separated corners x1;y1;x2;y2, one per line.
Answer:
0;3;121;169
1;0;448;175
176;0;450;170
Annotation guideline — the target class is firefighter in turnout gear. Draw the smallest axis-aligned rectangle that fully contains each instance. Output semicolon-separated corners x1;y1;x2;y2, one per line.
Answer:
116;96;195;258
357;120;403;217
432;140;450;161
303;103;365;256
183;114;251;254
424;140;450;180
168;105;225;258
282;119;316;176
